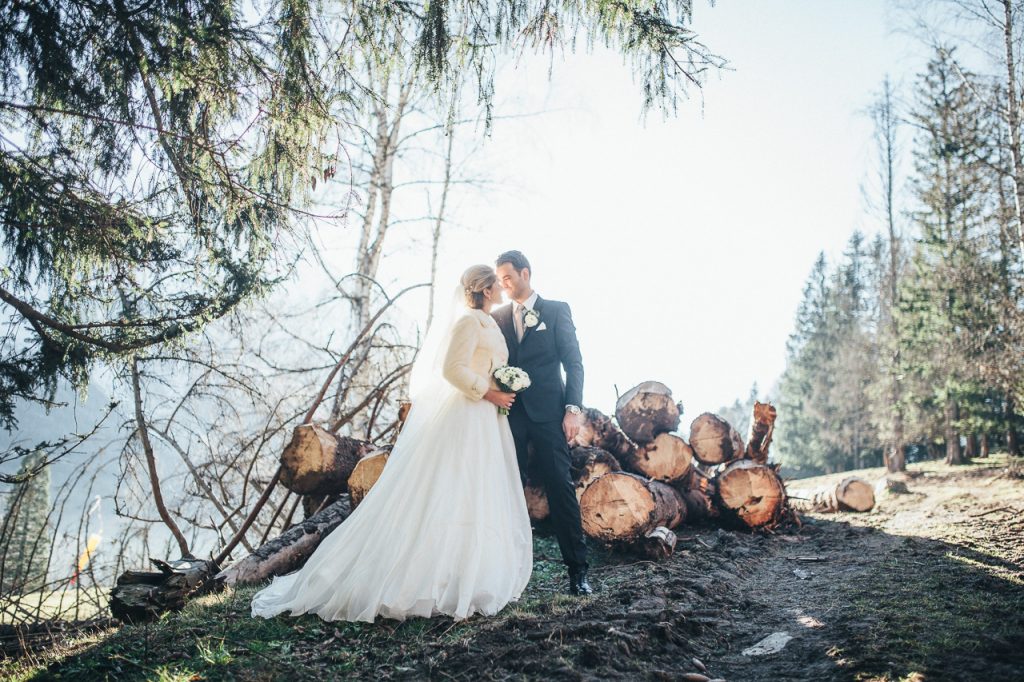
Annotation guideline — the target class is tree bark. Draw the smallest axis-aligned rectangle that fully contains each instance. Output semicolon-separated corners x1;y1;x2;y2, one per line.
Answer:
640;526;677;560
945;397;965;465
689;413;745;465
572;407;638;462
279;424;375;496
1007;393;1021;456
614;381;681;444
580;472;686;543
110;558;221;624
745;401;777;464
570;446;622;500
216;497;353;587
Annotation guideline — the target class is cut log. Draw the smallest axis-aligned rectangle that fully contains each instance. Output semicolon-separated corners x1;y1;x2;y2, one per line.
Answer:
280;424;375;496
614;382;682;444
347;450;390;509
623;432;694;483
524;484;549;521
640;526;677;560
789;476;876;513
689;413;745;465
110;558;221;624
715;460;787;528
745;401;777;464
580;472;686;542
216;497;353;586
573;407;638;461
570;446;623;500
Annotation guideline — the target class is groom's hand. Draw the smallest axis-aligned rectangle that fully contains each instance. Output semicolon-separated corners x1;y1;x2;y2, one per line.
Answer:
562;411;582;444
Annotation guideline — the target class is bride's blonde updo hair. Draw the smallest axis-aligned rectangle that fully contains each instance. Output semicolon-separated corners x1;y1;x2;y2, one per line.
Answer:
461;265;497;309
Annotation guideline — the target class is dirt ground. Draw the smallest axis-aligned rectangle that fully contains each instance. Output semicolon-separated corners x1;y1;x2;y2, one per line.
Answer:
6;455;1024;681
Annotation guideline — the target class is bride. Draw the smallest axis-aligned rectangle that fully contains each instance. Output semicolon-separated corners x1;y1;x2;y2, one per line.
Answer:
250;265;533;622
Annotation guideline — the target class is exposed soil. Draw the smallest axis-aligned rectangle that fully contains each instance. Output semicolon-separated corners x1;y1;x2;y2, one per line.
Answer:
6;456;1024;681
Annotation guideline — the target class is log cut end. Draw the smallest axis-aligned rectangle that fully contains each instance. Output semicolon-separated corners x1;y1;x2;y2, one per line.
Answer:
580;472;685;542
689;413;745;465
348;450;390;509
570;446;622;500
716;460;787;528
573;408;638;461
837;477;876;512
615;381;681;444
524;484;550;521
633;433;694;483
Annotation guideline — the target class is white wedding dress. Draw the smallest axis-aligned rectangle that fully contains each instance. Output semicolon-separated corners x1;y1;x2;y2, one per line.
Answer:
251;306;532;622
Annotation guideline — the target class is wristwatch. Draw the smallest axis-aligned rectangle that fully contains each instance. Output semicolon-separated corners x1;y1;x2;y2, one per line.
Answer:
565;404;582;415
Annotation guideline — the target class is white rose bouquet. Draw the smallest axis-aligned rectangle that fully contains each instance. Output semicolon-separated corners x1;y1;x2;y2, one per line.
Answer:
492;366;531;415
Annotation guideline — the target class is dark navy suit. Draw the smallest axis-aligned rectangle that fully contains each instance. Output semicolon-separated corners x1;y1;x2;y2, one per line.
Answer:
492;296;587;570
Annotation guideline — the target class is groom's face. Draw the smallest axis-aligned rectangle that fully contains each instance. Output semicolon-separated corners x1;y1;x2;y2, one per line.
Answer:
496;263;530;301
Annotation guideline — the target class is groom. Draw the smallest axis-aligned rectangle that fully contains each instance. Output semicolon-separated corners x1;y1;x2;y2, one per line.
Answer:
492;250;591;596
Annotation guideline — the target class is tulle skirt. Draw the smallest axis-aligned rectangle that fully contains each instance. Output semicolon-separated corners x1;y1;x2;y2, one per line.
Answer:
250;386;533;623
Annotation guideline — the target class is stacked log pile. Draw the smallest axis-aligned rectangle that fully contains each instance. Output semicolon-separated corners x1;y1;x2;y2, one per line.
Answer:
571;382;790;555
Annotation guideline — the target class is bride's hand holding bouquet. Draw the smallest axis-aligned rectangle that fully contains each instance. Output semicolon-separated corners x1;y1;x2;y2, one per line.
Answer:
490;366;531;415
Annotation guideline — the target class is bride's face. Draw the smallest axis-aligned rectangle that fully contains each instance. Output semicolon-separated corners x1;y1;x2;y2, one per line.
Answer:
484;280;503;304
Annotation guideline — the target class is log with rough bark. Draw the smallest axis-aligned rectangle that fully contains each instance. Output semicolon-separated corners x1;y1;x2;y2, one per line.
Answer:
524;484;550;521
570;446;623;500
347;450;390;509
280;424;375;496
623;432;694;483
572;407;638;461
110;558;221;624
580;471;686;542
676;480;719;524
614;381;682;444
789;476;876;513
216;497;353;586
745;401;777;464
689;413;745;465
714;459;787;528
641;526;677;560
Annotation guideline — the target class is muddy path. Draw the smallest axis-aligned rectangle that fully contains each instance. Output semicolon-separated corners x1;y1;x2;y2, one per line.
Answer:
436;458;1024;681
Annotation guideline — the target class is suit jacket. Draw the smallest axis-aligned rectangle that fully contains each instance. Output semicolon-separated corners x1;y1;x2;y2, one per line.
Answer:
492;296;584;423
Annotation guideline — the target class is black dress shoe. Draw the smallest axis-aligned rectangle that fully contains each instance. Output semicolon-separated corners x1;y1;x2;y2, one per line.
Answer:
568;567;593;596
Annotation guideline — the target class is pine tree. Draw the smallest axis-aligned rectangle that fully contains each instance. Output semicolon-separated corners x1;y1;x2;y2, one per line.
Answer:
0;451;52;594
901;47;993;465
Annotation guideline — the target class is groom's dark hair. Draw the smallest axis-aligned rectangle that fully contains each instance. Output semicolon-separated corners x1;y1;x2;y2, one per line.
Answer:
496;250;531;274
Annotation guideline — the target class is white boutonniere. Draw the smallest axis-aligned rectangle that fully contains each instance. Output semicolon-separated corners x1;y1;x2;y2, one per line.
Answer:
523;309;540;328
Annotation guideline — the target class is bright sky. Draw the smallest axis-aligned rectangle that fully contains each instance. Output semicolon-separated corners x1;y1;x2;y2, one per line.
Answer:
315;0;947;421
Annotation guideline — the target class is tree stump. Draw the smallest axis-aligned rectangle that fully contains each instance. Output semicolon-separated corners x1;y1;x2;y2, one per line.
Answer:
110;558;221;624
689;413;745;465
623;432;694;483
580;472;686;542
216;497;353;586
789;476;876;513
280;424;375;496
573;407;638;461
745;401;777;464
614;381;681;444
715;460;787;528
347;450;390;509
570;446;622;500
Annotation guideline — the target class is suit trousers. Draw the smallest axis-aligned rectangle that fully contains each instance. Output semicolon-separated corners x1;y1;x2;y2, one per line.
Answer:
508;410;588;570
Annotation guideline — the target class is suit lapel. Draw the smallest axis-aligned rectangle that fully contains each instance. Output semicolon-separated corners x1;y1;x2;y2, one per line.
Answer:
519;296;544;347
